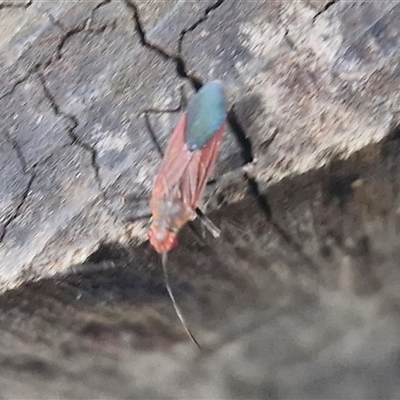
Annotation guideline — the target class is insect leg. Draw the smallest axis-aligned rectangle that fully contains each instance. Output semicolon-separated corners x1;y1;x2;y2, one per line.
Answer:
141;112;165;157
140;108;182;157
139;84;188;156
197;162;257;236
195;208;221;238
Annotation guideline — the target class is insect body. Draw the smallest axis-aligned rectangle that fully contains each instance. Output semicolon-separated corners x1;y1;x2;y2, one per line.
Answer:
147;81;227;347
148;81;227;254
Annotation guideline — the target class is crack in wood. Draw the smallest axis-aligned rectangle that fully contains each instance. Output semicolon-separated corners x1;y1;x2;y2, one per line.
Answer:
36;72;105;202
0;172;35;243
313;0;340;22
178;0;225;54
55;0;114;60
0;0;32;10
123;0;203;89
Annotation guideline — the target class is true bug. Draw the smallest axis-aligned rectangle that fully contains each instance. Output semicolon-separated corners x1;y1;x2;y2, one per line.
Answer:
146;81;227;346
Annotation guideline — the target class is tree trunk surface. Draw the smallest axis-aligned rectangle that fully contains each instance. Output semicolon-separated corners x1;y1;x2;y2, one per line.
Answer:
0;0;399;398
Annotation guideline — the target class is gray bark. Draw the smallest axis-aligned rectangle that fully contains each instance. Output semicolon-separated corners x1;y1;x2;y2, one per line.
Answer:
0;0;399;398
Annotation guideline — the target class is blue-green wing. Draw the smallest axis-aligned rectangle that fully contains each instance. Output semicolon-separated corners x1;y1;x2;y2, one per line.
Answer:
186;81;227;151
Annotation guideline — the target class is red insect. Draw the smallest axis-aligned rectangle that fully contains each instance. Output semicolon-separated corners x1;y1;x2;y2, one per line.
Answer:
147;81;227;346
148;81;227;254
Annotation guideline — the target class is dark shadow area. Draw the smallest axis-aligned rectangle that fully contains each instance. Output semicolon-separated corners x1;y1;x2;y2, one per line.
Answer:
1;137;400;397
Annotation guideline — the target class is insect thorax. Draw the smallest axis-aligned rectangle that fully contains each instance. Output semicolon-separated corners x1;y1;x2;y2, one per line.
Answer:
151;197;192;232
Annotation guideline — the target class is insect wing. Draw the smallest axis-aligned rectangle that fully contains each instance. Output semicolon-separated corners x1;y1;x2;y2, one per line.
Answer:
186;81;227;151
152;114;193;200
152;81;227;209
181;123;225;208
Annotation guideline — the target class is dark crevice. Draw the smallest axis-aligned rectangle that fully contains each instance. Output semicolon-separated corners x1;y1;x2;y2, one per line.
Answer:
226;109;271;216
1;125;69;245
36;72;104;200
385;122;400;141
0;130;35;243
226;110;254;165
123;0;223;89
0;58;54;102
0;172;35;243
226;113;318;271
177;0;225;90
0;74;30;101
123;0;203;90
86;242;130;264
55;24;107;60
124;1;177;60
0;0;32;10
177;0;225;54
93;0;111;12
55;0;114;60
313;0;339;22
3;130;28;173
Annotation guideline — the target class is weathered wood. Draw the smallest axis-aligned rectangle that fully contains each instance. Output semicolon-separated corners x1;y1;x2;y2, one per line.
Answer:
0;0;400;397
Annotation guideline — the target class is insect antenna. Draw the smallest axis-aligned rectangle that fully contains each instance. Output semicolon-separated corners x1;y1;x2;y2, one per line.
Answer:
161;252;201;348
139;83;188;158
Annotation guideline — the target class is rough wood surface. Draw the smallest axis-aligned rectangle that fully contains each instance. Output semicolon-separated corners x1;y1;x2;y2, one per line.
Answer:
0;0;399;398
